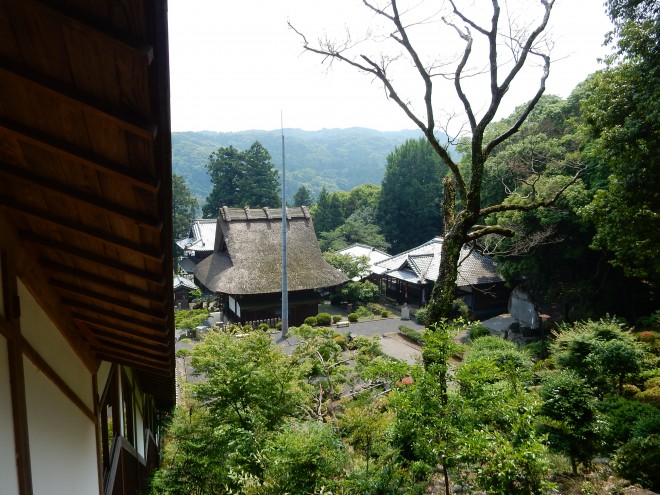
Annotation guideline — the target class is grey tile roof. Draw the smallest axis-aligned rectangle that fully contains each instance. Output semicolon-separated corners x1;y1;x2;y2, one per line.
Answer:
373;237;502;287
176;218;217;252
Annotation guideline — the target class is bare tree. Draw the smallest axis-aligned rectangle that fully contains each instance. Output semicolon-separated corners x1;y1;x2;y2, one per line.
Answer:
291;0;582;322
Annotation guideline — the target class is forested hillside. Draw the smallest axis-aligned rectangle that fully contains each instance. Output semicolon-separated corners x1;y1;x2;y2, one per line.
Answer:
172;128;435;202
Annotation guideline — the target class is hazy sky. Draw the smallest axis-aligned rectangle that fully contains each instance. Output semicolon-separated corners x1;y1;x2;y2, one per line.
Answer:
168;0;613;133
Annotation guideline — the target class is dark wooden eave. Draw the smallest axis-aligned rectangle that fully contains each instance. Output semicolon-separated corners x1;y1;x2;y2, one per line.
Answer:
0;0;175;408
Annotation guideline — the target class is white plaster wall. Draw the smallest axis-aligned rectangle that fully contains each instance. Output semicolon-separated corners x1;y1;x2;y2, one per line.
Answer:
24;356;99;495
96;361;113;394
0;335;20;495
18;280;93;410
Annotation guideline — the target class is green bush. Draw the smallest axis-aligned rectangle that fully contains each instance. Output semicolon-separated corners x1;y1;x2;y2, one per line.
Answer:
332;314;342;324
316;312;332;326
381;309;390;318
174;308;210;330
414;307;429;326
258;323;270;332
398;325;425;345
613;435;660;491
304;316;318;327
333;334;348;350
348;313;359;323
468;324;490;340
355;305;373;318
276;321;282;331
452;298;470;319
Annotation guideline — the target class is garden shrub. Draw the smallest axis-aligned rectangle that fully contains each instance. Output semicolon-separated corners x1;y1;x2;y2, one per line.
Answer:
381;309;390;318
452;298;470;319
258;323;270;332
276;321;282;331
304;316;318;327
316;312;332;326
468;324;490;340
332;314;342;324
613;435;660;491
348;313;359;323
398;325;424;345
355;305;373;318
597;396;660;453
333;334;347;350
635;386;660;408
414;307;428;326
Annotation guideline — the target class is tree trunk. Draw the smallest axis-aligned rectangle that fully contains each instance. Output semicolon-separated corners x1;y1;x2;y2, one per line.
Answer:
427;228;465;324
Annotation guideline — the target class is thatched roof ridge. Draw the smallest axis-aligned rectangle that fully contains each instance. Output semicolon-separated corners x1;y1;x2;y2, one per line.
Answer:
195;207;347;294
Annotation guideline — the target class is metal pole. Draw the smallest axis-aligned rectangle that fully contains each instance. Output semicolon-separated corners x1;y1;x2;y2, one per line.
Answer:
281;113;288;338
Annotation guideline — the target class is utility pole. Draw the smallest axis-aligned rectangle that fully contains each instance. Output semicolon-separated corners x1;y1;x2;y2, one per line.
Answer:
280;113;289;338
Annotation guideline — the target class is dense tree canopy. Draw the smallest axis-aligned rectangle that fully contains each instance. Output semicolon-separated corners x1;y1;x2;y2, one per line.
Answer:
201;141;280;217
292;184;312;206
377;138;447;252
579;0;660;281
172;173;198;240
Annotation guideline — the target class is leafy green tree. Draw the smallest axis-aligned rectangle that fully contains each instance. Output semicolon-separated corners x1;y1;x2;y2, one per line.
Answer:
320;205;390;252
323;252;371;279
239;141;280;208
551;318;647;396
260;420;347;495
201;141;280;216
292;184;312;206
311;187;345;234
201;145;244;217
579;0;660;282
377;138;447;252
172;173;198;239
539;370;601;474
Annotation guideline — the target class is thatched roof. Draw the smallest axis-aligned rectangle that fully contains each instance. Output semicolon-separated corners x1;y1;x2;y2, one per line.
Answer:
194;207;348;294
373;237;502;287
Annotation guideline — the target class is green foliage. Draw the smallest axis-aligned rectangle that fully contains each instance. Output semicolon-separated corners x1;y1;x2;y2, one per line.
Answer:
348;312;359;323
174;308;210;330
292;184;312;206
468;324;490;340
579;0;660;282
414;307;428;326
398;325;425;345
258;323;270;332
304;316;318;326
323;252;370;279
340;280;380;306
201;141;280;217
172;173;198;240
612;435;660;491
377;138;449;252
332;314;342;324
538;370;601;473
319;205;389;252
551;318;647;395
261;420;347;495
597;395;660;454
316;312;332;326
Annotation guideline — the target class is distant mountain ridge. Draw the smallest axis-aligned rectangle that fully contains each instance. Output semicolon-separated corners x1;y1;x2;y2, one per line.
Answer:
173;127;448;204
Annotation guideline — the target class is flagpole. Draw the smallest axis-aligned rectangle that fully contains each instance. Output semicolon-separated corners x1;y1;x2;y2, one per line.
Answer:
281;112;289;338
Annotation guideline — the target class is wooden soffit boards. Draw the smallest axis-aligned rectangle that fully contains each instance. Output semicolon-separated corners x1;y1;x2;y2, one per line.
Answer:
0;0;175;407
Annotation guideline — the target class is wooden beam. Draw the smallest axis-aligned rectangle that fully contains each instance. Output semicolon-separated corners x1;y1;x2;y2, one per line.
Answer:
20;336;96;422
1;250;34;495
11;0;154;64
94;334;171;359
20;232;166;285
0;198;165;263
91;326;170;350
0;213;98;372
70;313;168;340
0;117;160;192
0;57;157;140
43;260;165;304
52;281;167;319
95;349;172;376
0;165;162;231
